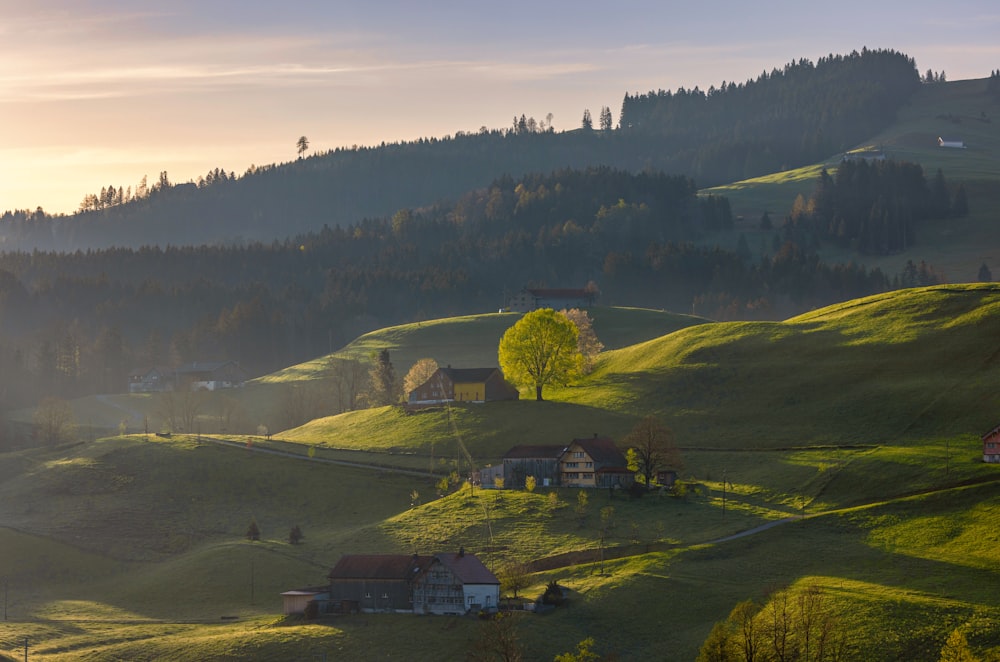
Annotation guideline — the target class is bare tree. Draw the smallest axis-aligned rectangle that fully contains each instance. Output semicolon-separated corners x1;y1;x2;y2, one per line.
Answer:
623;416;683;489
499;560;531;600
561;308;603;374
327;357;368;413
467;612;524;662
33;396;74;446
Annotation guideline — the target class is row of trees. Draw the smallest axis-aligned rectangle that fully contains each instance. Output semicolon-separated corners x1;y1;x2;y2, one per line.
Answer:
789;160;968;255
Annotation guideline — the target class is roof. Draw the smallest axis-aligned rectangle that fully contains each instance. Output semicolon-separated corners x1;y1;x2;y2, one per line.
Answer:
504;444;566;460
433;552;499;585
439;367;500;383
567;436;627;466
281;588;326;597
982;424;1000;441
328;554;432;581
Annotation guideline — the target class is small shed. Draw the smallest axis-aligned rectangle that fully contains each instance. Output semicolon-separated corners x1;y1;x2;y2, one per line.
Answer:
281;589;327;616
938;137;966;149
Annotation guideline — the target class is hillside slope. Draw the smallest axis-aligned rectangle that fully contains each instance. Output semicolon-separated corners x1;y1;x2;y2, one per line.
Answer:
282;284;1000;461
705;77;1000;283
2;285;1000;660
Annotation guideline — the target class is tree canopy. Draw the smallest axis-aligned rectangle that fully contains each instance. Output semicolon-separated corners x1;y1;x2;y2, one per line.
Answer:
498;309;581;401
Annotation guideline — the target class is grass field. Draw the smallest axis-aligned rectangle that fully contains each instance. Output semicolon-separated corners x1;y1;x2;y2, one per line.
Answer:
3;284;1000;660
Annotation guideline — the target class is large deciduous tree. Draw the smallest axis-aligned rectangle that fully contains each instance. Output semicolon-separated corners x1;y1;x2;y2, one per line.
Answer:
623;416;682;489
498;308;581;401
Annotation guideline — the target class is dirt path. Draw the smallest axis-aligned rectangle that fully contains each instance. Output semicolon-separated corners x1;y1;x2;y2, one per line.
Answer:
201;436;437;479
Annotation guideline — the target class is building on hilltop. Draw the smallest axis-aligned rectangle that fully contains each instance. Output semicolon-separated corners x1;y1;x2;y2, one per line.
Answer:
407;366;519;405
507;287;596;313
938;137;966;149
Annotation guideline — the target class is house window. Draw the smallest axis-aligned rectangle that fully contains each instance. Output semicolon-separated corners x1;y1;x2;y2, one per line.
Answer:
382;592;389;599
574;451;584;458
364;592;372;599
565;462;578;468
468;596;475;605
585;462;593;468
583;473;593;480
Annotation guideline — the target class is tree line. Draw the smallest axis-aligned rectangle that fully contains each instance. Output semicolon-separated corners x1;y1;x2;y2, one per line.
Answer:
0;49;927;251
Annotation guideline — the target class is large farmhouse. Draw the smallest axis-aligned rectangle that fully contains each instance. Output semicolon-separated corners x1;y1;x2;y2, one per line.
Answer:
408;367;519;405
319;550;498;615
485;435;634;489
559;435;633;489
412;549;500;615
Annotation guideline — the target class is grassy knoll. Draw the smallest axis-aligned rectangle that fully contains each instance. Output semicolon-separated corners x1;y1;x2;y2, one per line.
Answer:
280;284;1000;467
255;306;708;386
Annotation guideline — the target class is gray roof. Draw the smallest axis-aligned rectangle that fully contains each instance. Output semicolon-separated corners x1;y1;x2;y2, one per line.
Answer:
328;554;432;581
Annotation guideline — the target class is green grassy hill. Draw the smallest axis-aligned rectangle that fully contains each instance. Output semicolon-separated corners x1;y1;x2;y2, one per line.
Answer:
2;285;1000;660
703;77;1000;283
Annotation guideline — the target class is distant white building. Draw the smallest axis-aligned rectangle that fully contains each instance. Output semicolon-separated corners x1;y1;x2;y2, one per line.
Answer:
938;137;966;149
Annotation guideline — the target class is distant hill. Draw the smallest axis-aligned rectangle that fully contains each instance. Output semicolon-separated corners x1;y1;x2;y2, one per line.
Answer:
704;76;1000;283
0;49;921;250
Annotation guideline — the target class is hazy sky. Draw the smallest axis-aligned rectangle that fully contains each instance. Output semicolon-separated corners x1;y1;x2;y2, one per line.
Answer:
2;1;998;215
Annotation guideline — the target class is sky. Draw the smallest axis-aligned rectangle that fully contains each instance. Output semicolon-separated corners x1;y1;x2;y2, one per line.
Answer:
2;1;999;215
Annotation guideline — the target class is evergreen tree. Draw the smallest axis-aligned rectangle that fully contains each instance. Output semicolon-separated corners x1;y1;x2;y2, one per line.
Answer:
599;106;613;131
581;109;593;131
367;348;398;406
978;263;993;282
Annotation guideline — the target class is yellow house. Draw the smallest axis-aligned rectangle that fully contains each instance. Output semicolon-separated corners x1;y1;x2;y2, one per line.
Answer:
408;367;519;404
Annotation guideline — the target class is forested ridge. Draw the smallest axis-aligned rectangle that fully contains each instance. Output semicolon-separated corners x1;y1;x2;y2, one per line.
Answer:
0;49;921;251
1;165;945;417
